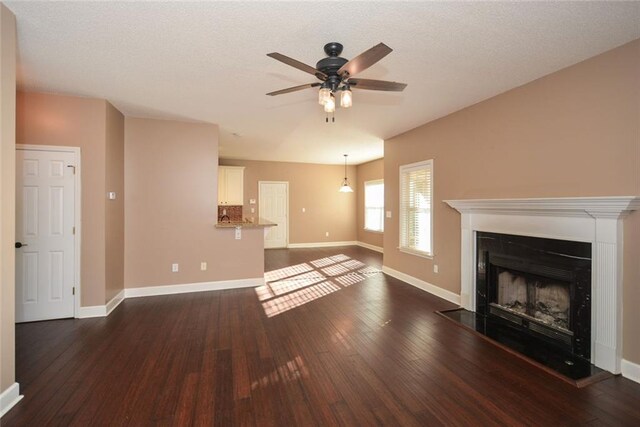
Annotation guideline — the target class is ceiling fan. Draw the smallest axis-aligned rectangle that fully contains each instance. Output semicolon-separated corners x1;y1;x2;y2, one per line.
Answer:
266;42;407;121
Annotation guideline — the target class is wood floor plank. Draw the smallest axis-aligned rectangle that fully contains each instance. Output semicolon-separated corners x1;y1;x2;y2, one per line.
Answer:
4;246;640;426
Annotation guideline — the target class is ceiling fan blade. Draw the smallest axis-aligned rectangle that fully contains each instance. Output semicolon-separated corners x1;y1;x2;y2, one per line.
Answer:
348;78;407;92
267;52;327;80
338;43;393;77
266;82;320;96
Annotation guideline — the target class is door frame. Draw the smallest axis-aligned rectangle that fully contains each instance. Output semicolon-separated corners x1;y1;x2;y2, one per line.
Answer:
16;144;81;318
258;181;289;248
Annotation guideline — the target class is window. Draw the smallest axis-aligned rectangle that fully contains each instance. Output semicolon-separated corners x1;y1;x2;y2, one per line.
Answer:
364;180;384;232
399;160;433;257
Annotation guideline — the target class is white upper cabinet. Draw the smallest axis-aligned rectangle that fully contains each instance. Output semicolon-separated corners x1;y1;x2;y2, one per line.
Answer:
218;166;244;205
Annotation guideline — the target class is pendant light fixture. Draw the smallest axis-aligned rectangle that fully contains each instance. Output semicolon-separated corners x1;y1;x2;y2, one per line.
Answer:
339;154;353;193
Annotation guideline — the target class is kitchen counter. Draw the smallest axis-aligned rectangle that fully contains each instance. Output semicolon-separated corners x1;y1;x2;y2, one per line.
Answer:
215;219;277;229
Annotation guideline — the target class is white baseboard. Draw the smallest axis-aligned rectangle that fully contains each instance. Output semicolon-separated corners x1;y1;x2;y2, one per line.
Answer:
106;289;125;315
125;277;265;299
288;241;358;249
622;359;640;384
77;304;107;318
76;278;263;318
77;289;125;319
382;265;461;305
0;383;23;418
356;241;383;253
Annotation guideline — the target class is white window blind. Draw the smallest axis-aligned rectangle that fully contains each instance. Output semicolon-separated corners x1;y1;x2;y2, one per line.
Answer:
364;180;384;232
399;160;433;256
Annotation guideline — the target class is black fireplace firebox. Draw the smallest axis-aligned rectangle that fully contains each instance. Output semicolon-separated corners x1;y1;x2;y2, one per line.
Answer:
476;232;592;360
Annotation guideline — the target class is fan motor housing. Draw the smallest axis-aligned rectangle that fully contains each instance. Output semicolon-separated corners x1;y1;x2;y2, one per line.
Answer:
316;56;348;77
316;42;348;78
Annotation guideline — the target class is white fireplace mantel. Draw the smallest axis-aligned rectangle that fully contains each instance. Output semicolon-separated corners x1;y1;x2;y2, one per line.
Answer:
444;196;640;374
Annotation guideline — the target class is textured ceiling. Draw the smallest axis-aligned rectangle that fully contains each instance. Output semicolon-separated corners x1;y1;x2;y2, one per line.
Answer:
6;1;640;165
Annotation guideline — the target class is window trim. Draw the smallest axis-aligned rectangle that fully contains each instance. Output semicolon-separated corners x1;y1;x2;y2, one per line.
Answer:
363;179;384;233
399;159;434;257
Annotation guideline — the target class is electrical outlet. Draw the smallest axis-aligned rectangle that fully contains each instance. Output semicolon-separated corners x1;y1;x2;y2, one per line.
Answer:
386;211;392;218
172;263;179;273
325;231;329;237
250;208;255;213
200;262;207;271
302;207;306;213
235;227;242;240
433;265;439;273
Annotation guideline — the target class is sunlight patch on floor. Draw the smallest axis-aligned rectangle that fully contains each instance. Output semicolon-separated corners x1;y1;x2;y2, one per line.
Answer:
261;281;341;317
255;271;326;301
264;262;313;283
259;253;381;317
250;355;309;390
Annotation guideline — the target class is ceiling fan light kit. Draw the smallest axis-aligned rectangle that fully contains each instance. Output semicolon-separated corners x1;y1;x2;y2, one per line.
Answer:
267;42;407;122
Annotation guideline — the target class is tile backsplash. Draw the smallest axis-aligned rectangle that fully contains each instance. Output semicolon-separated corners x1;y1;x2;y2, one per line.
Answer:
218;205;243;222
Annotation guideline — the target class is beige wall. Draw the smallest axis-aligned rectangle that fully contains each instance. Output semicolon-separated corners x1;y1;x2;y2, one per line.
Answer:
105;103;125;301
16;91;126;306
356;158;384;248
219;159;357;244
125;118;264;288
384;40;640;362
0;2;16;393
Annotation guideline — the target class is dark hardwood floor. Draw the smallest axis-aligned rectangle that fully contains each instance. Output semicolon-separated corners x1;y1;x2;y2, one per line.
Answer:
4;246;640;426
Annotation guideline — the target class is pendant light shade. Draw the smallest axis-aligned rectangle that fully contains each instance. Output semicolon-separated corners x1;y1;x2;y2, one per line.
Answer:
339;154;353;193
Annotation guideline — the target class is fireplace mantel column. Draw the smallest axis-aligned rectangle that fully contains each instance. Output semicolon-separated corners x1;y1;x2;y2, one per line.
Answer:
459;212;475;311
592;215;624;373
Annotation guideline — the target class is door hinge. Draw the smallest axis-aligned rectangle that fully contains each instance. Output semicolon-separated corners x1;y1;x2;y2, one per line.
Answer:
72;226;75;235
72;287;75;295
67;165;76;175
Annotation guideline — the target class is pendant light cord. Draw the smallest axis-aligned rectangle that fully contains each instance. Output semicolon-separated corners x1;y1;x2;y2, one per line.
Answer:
344;154;348;180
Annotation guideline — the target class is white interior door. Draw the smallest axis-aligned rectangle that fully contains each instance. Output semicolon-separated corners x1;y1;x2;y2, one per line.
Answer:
16;148;76;322
259;182;288;249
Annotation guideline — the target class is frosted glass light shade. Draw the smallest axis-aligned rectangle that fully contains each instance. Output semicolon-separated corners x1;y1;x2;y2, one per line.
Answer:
340;89;352;108
324;96;335;113
318;88;331;105
339;179;353;193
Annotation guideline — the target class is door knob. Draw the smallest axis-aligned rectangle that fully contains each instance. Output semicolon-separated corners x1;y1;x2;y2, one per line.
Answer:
15;242;28;248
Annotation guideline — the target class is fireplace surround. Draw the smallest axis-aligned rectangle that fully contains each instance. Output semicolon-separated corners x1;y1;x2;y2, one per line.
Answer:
476;232;591;360
445;197;640;374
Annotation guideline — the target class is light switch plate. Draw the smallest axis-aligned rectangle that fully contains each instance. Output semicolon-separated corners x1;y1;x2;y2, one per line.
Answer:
235;227;242;240
108;192;116;200
386;211;392;218
249;199;256;204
